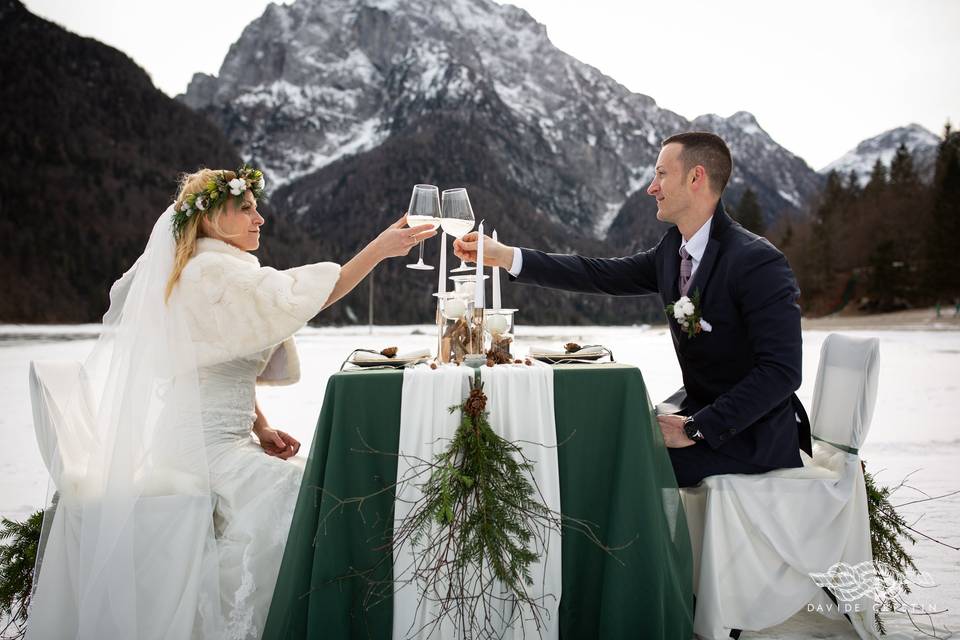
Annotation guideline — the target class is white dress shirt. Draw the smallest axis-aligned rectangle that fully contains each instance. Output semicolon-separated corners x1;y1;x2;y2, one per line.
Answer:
508;247;524;277
680;216;713;279
507;216;714;279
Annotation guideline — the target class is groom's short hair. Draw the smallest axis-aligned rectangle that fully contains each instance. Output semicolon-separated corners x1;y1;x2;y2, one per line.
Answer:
662;132;732;195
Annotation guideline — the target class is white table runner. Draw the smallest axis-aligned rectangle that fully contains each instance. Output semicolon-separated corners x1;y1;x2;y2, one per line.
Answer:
394;364;562;639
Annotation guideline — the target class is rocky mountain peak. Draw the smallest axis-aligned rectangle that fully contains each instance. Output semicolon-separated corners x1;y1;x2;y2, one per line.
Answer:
182;0;822;239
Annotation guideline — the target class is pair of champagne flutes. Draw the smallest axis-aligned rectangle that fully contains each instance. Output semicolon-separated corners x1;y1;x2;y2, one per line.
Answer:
405;184;474;272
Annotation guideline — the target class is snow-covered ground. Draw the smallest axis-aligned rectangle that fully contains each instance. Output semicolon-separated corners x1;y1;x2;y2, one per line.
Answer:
1;324;957;638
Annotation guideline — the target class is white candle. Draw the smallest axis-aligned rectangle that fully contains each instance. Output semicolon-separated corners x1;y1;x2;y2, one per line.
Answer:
438;232;447;295
492;229;501;310
474;221;484;308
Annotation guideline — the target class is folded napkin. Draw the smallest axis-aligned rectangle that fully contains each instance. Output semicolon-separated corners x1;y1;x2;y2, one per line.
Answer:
351;348;431;363
528;345;605;358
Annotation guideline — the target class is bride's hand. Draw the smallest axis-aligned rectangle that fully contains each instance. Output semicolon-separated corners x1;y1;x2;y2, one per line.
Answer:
375;214;438;259
253;425;300;459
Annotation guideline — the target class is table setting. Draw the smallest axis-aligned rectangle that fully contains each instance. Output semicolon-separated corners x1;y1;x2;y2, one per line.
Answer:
262;184;694;640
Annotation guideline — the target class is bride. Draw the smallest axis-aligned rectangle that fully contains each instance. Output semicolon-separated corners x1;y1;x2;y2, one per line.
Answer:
26;167;435;640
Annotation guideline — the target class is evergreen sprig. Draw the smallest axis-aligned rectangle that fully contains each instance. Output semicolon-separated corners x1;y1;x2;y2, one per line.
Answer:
397;374;558;637
864;463;919;635
0;510;43;640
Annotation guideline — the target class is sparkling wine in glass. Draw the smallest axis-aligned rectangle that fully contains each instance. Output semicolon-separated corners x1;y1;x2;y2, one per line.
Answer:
441;188;475;273
406;184;441;271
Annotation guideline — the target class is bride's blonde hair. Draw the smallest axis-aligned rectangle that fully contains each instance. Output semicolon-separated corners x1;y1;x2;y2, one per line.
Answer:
164;168;239;302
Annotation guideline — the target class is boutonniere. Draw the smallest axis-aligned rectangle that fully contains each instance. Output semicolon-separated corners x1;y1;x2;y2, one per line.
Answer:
665;289;712;338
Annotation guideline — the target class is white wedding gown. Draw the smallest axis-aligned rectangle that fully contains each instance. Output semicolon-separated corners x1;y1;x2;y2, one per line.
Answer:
200;346;304;640
27;231;340;640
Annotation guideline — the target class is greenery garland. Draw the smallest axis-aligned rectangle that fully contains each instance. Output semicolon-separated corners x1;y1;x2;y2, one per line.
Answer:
392;372;560;637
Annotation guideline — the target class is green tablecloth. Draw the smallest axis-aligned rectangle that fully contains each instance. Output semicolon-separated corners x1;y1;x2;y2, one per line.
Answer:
263;364;693;639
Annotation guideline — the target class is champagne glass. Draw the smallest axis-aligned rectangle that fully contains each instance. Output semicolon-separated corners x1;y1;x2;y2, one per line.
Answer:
406;184;441;271
441;188;475;273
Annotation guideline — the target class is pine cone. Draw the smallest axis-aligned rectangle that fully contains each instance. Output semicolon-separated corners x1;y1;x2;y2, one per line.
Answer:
564;342;581;354
464;388;487;418
380;347;398;358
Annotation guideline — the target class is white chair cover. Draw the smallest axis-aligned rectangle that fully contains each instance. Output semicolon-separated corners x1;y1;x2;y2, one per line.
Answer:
681;334;881;639
28;360;216;640
29;361;97;498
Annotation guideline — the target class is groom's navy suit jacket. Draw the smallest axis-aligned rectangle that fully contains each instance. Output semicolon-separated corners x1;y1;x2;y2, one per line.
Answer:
513;201;810;470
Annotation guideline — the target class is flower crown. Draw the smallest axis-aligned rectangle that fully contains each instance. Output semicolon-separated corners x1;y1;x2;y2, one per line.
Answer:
172;166;266;239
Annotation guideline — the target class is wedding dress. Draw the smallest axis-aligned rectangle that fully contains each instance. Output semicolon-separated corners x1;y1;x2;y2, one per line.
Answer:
201;347;303;639
27;210;340;640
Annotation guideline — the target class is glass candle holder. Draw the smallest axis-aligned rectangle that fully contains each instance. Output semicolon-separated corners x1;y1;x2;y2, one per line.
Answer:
435;293;471;364
484;308;517;359
467;306;486;355
449;274;488;301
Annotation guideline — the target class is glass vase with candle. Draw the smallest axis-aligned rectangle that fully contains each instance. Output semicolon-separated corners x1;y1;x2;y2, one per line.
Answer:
449;274;488;299
435;292;471;363
484;308;518;359
467;305;486;355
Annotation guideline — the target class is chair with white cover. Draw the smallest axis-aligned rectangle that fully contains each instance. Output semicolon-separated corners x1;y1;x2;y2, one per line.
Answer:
680;334;881;639
27;361;215;640
29;361;99;500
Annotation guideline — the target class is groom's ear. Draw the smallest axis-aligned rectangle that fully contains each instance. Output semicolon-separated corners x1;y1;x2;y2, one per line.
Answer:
688;165;707;191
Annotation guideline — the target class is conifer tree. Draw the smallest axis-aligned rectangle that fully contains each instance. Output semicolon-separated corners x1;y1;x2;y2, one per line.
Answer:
733;187;765;236
889;143;919;189
808;170;846;298
845;170;861;194
926;129;960;297
867;240;903;311
864;159;888;198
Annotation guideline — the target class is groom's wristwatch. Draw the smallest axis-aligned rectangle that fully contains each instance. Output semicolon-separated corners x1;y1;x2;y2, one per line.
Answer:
683;416;705;442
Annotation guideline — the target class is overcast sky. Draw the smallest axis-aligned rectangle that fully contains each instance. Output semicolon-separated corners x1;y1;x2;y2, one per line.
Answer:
24;0;960;169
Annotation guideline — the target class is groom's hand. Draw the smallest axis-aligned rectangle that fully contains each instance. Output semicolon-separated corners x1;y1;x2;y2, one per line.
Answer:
657;415;696;448
453;232;514;269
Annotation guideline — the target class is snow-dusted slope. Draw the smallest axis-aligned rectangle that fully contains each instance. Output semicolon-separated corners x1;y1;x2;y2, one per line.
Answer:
821;123;941;185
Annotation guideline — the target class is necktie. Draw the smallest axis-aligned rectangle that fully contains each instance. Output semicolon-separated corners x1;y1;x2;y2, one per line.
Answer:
679;246;692;296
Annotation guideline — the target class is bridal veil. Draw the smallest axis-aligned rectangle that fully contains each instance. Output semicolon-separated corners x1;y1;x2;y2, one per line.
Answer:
27;207;225;639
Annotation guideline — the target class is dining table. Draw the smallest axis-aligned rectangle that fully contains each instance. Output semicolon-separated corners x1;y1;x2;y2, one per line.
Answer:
262;362;694;639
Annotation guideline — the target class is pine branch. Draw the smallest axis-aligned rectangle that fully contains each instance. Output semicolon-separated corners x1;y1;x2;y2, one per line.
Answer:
0;510;44;640
864;461;959;636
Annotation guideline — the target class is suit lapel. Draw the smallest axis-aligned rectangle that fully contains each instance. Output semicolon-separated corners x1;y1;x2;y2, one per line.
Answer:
685;201;731;300
686;238;718;299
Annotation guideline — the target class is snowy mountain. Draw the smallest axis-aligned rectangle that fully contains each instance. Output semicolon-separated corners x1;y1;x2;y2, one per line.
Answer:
181;0;822;241
820;123;941;186
690;112;820;210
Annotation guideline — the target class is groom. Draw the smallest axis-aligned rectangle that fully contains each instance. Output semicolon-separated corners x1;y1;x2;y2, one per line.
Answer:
453;132;811;487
